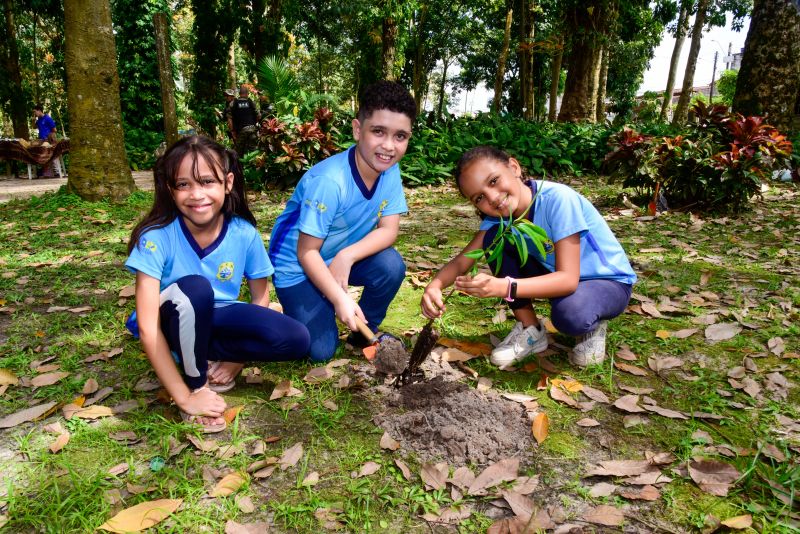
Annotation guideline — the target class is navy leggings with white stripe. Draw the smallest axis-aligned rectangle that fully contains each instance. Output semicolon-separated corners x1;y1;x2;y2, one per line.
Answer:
483;226;632;337
159;275;310;389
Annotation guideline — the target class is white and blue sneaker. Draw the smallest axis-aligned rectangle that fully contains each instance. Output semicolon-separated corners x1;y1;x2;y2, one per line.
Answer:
490;321;548;369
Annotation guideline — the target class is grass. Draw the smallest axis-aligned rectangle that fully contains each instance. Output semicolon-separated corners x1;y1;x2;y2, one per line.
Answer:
0;176;798;532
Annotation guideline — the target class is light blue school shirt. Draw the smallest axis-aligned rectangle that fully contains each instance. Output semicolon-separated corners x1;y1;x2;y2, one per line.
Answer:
479;180;637;285
125;215;273;306
268;146;408;288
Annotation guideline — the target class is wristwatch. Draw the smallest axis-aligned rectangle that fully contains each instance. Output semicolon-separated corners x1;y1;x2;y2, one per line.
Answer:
505;277;517;302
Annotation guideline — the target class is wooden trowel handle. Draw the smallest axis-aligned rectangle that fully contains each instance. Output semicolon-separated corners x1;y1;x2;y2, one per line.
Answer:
354;316;379;345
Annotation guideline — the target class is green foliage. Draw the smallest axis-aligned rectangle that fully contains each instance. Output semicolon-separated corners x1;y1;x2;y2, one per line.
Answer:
123;127;163;170
256;56;336;120
605;102;794;212
716;69;738;106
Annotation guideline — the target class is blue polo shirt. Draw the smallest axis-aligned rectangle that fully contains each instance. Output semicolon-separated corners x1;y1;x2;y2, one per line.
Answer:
125;215;273;305
35;114;56;140
479;181;637;285
269;146;408;288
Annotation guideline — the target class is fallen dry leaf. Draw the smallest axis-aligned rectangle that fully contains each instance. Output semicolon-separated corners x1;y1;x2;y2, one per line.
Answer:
589;482;616;497
531;413;549;444
615;346;638;361
224;519;271;534
582;505;624;526
395;459;412;480
549;385;579;408
379;431;400;451
672;328;699;339
617;484;660;501
269;380;303;400
49;431;70;453
586;460;653;477
614;362;648;376
441;347;478;362
73;405;114;419
420;463;447;489
647;356;683;372
0;401;57;428
279;442;303;470
31;371;70;388
302;471;320;486
767;337;785;356
613;395;645;413
303;366;334;383
705;322;742;341
476;377;492;392
551;378;583;393
437;337;492;356
358;461;381;478
210;472;247;497
581;385;609;403
688;458;740;496
643;403;688;420
576;418;600;427
0;369;19;386
655;329;671;339
501;392;536;403
223;405;244;424
448;466;475;489
98;498;182;533
468;458;519;495
721;514;753;529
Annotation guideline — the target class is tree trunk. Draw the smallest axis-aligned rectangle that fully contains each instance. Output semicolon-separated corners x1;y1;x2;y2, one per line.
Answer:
660;0;691;120
518;0;535;120
154;12;179;147
3;0;30;139
548;36;563;121
64;0;134;200
732;0;800;132
227;41;236;89
596;46;609;123
411;5;428;115
436;56;450;119
588;44;604;122
492;7;513;114
382;15;398;80
672;0;709;125
558;0;616;122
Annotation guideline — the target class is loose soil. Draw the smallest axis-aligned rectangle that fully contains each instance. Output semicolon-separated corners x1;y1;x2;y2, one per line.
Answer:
372;336;409;375
374;374;533;466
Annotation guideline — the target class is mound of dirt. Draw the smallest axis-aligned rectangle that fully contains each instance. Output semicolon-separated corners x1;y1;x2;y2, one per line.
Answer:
374;376;533;466
372;336;410;375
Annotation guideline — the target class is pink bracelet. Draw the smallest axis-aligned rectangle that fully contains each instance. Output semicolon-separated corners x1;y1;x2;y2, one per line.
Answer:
504;276;516;302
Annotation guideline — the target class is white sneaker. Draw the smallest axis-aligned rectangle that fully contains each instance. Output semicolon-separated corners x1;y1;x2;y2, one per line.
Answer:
570;320;608;367
491;321;548;369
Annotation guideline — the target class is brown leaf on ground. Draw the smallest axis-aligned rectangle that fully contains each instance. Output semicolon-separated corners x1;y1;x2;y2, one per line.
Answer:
672;328;699;339
585;460;653;477
357;461;381;478
613;395;645;413
501;392;536;403
761;443;787;463
279;442;303;470
0;369;19;386
655;330;671;339
641;302;662;318
623;414;647;428
532;413;549;444
49;431;70;453
721;515;753;530
589;482;616;497
210;472;247;497
741;377;762;398
31;371;70;388
581;385;609;403
688;458;740;496
438;337;492;356
98;498;182;533
326;358;350;369
622;470;673;485
727;366;746;379
647;356;683;372
441;347;478;362
615;346;638;361
85;386;114;407
422;505;473;524
705;322;742;341
303;366;334;383
576;418;601;427
582;505;624;526
225;520;270;534
512;475;539;495
394;459;412;481
477;377;492;392
642;403;688;419
767;337;785;356
223;406;244;424
269;380;303;400
0;401;57;428
551;378;583;393
619;384;654;395
448;466;475;489
118;285;136;298
302;471;320;486
468;458;519;495
252;465;277;479
73;405;114;419
614;362;649;376
549;385;579;408
420;462;447;489
379;431;401;451
186;434;219;452
617;484;660;501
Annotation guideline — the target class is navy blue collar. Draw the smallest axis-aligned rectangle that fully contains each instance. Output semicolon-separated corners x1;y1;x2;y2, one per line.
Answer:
178;214;230;259
348;146;381;199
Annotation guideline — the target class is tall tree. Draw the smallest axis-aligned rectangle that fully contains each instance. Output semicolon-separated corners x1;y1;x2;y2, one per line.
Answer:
547;35;563;121
733;0;800;132
493;6;513;114
518;0;535;119
1;0;30;139
595;45;608;121
63;0;133;200
660;0;692;120
672;0;710;125
238;0;287;72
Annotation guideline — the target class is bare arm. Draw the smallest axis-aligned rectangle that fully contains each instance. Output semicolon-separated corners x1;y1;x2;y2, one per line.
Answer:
328;214;400;291
135;272;225;416
454;232;582;300
421;230;486;318
247;277;270;308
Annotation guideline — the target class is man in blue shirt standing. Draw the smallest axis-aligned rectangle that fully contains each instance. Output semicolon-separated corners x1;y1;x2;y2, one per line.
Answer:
33;104;57;142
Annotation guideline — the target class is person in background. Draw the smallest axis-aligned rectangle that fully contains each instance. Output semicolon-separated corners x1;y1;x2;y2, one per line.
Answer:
33;104;58;177
228;86;260;157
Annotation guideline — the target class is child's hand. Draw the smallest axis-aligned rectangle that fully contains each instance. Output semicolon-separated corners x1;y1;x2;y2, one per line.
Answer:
179;386;227;417
334;295;366;332
455;273;505;298
421;285;445;319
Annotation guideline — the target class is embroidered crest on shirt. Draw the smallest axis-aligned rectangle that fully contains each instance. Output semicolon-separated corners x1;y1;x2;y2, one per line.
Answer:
216;262;234;281
142;239;157;252
377;199;388;218
304;199;328;213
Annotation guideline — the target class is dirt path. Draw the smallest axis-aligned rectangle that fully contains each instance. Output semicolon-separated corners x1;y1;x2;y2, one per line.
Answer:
0;171;153;203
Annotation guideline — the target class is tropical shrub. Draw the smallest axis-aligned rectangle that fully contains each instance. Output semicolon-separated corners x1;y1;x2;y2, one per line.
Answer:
605;102;794;212
124;127;163;170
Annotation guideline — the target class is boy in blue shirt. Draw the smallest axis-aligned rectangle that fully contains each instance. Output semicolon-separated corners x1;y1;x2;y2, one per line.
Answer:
269;81;415;362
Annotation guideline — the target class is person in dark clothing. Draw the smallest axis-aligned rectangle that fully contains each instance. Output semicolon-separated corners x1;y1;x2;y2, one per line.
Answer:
228;87;260;156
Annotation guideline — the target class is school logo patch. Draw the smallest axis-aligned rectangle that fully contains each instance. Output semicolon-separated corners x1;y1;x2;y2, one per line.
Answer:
376;199;389;219
543;239;555;254
143;239;157;252
216;262;234;281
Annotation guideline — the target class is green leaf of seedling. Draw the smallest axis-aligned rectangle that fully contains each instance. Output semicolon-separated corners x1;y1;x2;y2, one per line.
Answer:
516;223;548;258
464;249;485;260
